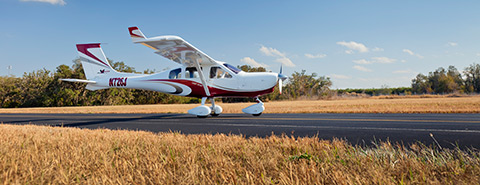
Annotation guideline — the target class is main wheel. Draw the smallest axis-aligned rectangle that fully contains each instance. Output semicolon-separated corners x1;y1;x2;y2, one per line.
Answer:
197;115;208;118
211;114;220;117
252;113;262;116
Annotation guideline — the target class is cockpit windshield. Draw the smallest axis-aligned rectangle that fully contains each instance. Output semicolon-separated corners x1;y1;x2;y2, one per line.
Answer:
223;63;242;74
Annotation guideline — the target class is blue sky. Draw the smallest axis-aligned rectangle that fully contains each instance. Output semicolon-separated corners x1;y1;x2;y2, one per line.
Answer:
1;0;480;89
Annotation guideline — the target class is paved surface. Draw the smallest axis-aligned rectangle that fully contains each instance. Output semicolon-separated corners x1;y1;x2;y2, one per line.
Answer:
1;113;480;149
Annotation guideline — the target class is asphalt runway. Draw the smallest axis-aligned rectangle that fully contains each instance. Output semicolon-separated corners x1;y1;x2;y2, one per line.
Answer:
1;113;480;149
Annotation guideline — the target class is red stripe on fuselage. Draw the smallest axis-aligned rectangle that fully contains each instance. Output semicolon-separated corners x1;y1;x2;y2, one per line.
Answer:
145;79;275;98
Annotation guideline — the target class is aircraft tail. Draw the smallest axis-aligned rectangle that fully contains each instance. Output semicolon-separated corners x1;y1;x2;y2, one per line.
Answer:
128;26;147;42
76;43;118;80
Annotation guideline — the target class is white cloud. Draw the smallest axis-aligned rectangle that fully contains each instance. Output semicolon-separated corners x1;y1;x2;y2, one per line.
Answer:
305;53;326;59
259;46;295;67
393;69;415;74
330;74;351;79
402;49;424;59
401;60;407;63
372;57;396;64
402;49;414;55
353;65;372;72
476;53;480;57
353;57;396;64
447;42;458;47
275;58;295;67
345;50;354;54
260;46;286;58
20;0;66;5
372;47;384;52
240;57;269;68
337;41;369;53
353;59;373;64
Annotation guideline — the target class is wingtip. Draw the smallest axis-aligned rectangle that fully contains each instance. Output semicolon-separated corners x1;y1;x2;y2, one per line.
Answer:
128;26;139;33
128;26;146;39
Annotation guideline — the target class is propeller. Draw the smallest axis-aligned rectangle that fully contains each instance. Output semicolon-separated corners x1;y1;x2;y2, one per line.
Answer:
278;65;288;94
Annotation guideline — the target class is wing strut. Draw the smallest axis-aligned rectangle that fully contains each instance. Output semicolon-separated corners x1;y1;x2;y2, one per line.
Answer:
193;58;211;97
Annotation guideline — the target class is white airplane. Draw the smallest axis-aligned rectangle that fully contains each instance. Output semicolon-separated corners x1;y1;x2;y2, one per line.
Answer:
62;26;287;118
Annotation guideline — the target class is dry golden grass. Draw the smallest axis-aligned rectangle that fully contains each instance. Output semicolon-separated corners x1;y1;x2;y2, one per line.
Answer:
0;124;479;184
1;95;480;114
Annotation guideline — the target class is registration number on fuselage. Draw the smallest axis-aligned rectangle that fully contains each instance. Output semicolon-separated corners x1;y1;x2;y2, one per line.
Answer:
109;77;127;87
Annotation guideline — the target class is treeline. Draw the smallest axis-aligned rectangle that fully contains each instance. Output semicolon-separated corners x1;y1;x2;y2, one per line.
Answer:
337;87;412;96
412;63;480;94
336;63;480;96
0;60;333;108
0;59;199;108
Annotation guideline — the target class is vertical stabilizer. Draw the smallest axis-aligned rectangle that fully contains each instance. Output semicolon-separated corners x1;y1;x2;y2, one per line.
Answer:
76;43;116;80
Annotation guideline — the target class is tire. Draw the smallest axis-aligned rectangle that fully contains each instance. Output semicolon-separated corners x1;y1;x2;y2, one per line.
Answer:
252;113;262;116
211;114;220;117
197;115;208;118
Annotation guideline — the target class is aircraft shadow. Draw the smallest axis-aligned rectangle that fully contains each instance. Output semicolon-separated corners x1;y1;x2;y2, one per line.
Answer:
52;114;185;127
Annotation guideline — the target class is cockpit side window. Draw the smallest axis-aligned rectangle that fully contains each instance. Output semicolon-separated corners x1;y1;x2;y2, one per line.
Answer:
169;68;181;79
210;67;232;79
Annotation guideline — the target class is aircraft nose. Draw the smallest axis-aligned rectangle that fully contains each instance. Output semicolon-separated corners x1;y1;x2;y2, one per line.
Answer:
267;73;278;86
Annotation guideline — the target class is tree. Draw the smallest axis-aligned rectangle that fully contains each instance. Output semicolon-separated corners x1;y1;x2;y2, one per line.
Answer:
237;65;267;72
411;66;462;94
111;60;137;73
464;63;480;93
283;70;332;99
0;76;21;108
412;73;431;94
19;69;55;107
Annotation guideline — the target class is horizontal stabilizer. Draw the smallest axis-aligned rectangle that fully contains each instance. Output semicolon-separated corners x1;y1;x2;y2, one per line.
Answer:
86;84;108;91
61;79;97;84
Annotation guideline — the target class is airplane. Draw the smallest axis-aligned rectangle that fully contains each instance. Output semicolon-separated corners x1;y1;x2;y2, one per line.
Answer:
62;26;287;118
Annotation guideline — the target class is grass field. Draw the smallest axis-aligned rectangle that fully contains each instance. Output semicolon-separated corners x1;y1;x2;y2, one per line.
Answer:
1;95;480;114
0;124;479;184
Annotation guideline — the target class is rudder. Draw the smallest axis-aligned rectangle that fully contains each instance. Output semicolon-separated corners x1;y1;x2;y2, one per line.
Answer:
76;43;116;80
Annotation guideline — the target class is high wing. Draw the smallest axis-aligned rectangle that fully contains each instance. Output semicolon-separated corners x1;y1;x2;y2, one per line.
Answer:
129;26;214;96
128;26;218;67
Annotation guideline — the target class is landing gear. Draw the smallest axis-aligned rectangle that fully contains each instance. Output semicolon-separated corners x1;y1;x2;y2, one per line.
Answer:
189;97;265;117
242;97;265;116
252;113;262;116
188;97;211;117
210;97;222;117
188;97;222;118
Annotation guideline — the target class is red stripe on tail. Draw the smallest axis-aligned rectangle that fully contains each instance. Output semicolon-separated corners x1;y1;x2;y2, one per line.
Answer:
76;43;110;68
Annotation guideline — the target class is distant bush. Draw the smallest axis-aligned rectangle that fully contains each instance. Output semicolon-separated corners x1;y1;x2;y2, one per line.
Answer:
336;87;412;96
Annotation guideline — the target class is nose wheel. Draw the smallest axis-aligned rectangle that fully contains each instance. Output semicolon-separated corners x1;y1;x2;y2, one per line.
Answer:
242;98;265;116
